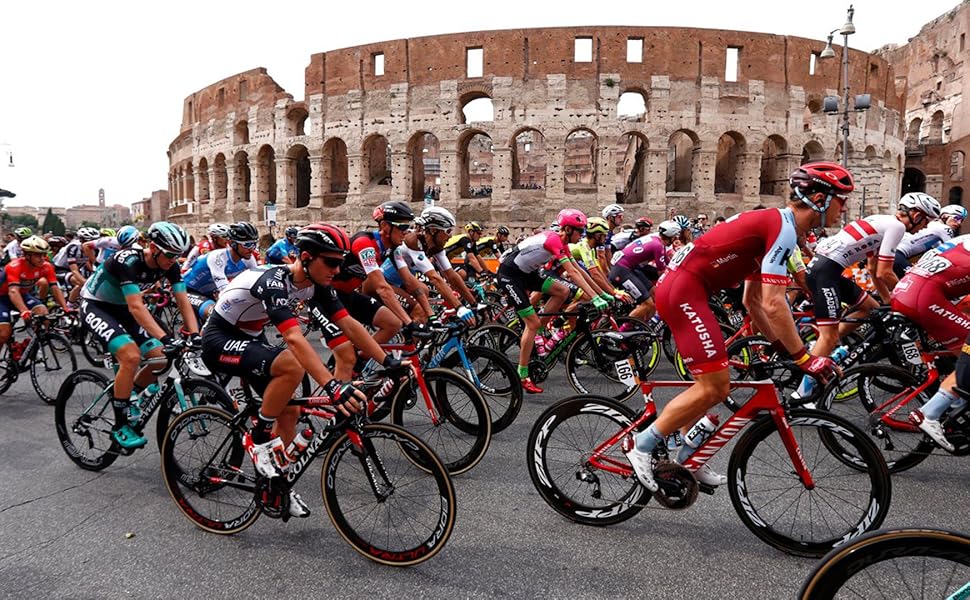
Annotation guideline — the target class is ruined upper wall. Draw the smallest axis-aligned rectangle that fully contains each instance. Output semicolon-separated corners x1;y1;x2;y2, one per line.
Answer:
179;68;291;132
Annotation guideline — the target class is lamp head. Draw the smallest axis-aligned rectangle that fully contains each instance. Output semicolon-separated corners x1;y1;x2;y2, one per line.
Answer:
820;34;836;59
840;5;856;35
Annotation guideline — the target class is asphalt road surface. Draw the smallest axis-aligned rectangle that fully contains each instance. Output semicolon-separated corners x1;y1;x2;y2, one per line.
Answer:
0;355;966;599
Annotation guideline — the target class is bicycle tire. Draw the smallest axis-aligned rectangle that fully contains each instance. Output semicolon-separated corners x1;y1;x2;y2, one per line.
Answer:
390;367;491;475
321;423;456;566
439;344;522;434
155;378;236;449
467;324;521;367
798;528;970;599
31;332;78;404
728;408;892;557
527;395;648;526
0;345;16;395
161;406;260;535
817;364;935;473
563;330;642;401
80;330;112;369
53;369;120;471
721;335;800;411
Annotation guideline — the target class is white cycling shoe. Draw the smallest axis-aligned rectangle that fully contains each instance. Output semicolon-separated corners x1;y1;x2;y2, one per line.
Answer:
248;436;287;479
909;410;955;452
288;491;311;518
624;444;659;492
694;464;728;487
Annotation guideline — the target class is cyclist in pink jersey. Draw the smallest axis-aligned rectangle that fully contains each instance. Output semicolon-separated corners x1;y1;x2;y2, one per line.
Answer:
607;220;681;322
625;162;850;492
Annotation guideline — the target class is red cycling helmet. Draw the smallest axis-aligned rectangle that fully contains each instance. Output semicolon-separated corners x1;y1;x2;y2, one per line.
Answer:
557;209;588;230
789;161;855;212
634;216;653;228
296;223;351;255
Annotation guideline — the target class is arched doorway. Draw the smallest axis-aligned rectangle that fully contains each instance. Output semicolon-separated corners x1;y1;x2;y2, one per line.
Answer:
902;167;926;194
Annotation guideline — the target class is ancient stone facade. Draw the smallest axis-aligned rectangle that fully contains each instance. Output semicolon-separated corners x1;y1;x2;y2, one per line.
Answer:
168;27;908;237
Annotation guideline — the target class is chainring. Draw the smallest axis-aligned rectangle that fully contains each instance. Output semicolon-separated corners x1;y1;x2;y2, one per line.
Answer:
529;360;549;383
255;478;288;519
652;461;699;510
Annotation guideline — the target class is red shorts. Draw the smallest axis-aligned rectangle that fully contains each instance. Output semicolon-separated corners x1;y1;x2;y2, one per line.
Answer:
655;269;728;375
890;276;970;352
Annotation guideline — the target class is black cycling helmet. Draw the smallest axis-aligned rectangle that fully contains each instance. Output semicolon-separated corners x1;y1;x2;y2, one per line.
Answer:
296;223;351;255
497;226;510;236
284;226;299;238
229;221;259;243
372;201;414;223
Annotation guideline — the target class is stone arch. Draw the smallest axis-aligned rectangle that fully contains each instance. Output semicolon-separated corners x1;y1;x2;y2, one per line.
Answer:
834;141;854;165
616;131;648;203
323;137;349;206
902;167;926;194
213;153;228;201
949;186;964;206
564;128;598;191
927;110;945;144
234;120;250;146
286;144;311;208
256;144;277;205
617;89;647;121
715;131;746;194
760;134;789;196
286;106;310;137
233;150;251;206
184;162;195;203
197;157;210;204
801;140;825;164
460;91;494;124
667;129;699;193
408;132;441;202
362;134;392;189
459;130;493;198
511;127;547;190
864;145;877;160
907;117;922;146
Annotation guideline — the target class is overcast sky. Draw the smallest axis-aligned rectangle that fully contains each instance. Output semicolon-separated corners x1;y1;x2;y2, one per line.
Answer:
0;0;962;208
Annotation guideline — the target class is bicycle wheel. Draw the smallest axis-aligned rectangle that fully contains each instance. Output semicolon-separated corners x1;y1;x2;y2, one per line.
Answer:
81;330;112;369
321;423;456;566
0;344;16;395
467;324;521;367
155;378;236;449
817;364;934;473
53;369;120;471
31;332;78;404
799;528;970;599
161;406;260;535
439;344;522;434
728;408;892;557
390;367;491;475
564;331;643;401
527;395;649;526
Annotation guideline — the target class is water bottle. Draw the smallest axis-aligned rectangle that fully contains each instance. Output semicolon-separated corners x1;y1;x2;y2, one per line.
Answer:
285;428;314;462
534;333;549;357
830;345;849;365
677;414;720;463
545;328;566;351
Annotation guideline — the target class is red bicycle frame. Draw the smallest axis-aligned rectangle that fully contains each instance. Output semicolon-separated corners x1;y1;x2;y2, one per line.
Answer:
380;341;442;426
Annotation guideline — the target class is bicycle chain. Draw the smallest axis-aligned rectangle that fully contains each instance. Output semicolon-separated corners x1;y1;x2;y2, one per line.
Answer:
651;461;698;510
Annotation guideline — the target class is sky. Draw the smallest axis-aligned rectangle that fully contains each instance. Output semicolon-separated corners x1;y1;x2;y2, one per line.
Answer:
0;0;964;208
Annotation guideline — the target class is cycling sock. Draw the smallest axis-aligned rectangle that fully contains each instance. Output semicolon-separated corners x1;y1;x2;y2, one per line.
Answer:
252;412;276;444
111;396;130;427
921;389;960;421
634;423;664;454
517;365;529;379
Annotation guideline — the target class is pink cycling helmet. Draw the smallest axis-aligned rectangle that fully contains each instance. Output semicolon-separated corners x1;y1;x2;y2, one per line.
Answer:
557;209;588;230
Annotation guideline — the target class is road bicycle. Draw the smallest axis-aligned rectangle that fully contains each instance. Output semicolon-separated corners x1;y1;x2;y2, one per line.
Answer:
0;312;77;404
526;330;892;557
798;528;970;599
50;308;113;369
54;339;233;471
161;379;456;567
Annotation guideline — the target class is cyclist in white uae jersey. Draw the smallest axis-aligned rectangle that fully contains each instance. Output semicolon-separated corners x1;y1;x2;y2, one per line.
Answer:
893;203;965;276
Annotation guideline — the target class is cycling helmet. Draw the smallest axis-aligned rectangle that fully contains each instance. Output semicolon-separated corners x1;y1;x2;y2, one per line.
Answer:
898;192;942;219
147;221;191;254
789;161;855;212
373;201;414;223
941;204;968;220
557;209;588;230
296;223;351;255
20;235;50;254
100;228;116;238
602;204;624;219
116;225;139;248
284;226;299;238
497;226;510;236
207;223;230;238
586;217;610;236
13;227;32;239
48;236;67;247
549;222;561;233
464;222;484;233
634;217;653;228
76;227;100;241
658;220;683;239
672;215;691;231
418;206;456;230
228;221;259;243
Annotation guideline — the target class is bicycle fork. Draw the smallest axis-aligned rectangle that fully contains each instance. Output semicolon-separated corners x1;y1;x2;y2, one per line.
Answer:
348;428;394;502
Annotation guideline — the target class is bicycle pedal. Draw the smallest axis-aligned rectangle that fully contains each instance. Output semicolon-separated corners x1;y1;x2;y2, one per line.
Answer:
697;482;716;496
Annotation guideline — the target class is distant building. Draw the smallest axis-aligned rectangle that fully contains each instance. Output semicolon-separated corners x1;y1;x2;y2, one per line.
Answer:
131;190;169;224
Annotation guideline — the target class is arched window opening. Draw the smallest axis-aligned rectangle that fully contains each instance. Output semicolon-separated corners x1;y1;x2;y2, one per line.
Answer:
234;151;251;206
616;133;648;203
951;150;966;182
760;135;789;197
287;108;309;137
512;129;547;190
564;129;598;192
801;141;825;164
949;186;964;206
409;133;440;202
362;135;391;188
906;118;923;147
184;163;195;203
234;120;250;146
323;138;349;206
461;96;494;124
617;91;647;121
461;133;493;198
715;132;745;194
902;167;927;195
256;145;277;205
288;145;311;208
666;130;696;193
927;111;945;144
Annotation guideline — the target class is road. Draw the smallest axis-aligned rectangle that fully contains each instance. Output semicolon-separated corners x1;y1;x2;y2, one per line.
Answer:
0;355;966;599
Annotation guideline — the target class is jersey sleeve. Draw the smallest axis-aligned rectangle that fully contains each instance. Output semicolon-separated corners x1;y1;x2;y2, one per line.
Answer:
759;213;797;286
877;220;906;261
430;250;453;272
209;250;230;291
351;236;382;276
408;247;435;274
462;237;478;255
257;268;300;333
5;261;22;287
542;232;570;264
42;262;58;287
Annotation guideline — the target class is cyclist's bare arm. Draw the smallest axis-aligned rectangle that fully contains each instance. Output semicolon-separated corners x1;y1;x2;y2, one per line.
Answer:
743;280;804;354
362;271;412;325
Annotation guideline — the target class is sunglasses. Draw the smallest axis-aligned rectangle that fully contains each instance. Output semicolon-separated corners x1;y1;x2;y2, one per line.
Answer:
636;224;651;229
388;222;411;232
238;241;258;250
316;255;344;268
159;249;180;259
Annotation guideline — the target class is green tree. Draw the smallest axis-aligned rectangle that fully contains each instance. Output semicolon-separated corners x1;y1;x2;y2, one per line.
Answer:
8;214;39;229
42;208;66;236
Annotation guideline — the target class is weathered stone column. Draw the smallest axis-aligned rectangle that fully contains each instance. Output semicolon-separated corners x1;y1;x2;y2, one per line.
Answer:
275;157;293;224
345;153;365;221
391;151;411;201
438;149;459;204
224;163;237;216
491;146;512;204
309;154;325;209
545;142;565;201
737;151;763;208
597;142;618;205
645;148;668;220
692;147;717;206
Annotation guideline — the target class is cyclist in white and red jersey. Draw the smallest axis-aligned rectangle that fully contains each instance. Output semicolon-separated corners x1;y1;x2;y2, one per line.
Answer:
496;209;612;394
798;191;942;398
624;162;850;492
893;202;965;277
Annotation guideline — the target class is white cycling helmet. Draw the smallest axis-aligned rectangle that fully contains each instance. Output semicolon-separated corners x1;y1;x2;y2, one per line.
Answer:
76;227;100;241
898;192;942;219
657;220;683;239
941;204;968;220
418;206;456;230
672;215;691;231
208;223;230;238
602;204;625;219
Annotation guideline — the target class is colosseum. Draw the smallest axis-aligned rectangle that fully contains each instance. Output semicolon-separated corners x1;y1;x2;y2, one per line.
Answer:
167;25;912;239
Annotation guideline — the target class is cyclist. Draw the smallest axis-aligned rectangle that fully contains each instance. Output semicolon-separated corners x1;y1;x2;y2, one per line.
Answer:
80;222;199;450
3;227;32;264
0;236;72;349
893;201;964;277
265;226;299;265
624;162;851;491
476;226;510;259
183;223;229;272
82;225;139;268
445;222;488;279
54;228;97;304
601;204;625;265
181;221;259;325
496;209;613;394
200;227;370;517
571;217;628;301
796;191;942;398
608;220;682;322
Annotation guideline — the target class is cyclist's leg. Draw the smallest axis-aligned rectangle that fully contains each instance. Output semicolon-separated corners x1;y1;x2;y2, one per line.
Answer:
36;278;50;301
0;298;12;346
263;348;303;446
